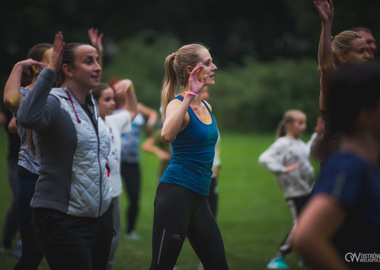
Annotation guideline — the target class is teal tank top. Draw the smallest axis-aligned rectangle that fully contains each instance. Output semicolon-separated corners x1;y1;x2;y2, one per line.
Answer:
160;95;219;195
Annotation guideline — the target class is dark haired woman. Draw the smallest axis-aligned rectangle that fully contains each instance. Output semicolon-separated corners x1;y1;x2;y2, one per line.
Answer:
17;32;113;270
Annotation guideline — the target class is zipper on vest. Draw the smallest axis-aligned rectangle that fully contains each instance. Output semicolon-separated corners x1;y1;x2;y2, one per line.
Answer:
97;129;103;217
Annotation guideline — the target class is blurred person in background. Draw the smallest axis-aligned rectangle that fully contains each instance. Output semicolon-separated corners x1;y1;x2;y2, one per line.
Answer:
3;42;53;269
109;76;158;240
351;27;377;59
311;0;370;163
0;105;21;259
92;80;137;270
259;110;321;269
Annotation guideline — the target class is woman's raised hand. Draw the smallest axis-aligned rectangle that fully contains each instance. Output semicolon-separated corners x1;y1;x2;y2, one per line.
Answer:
313;0;334;23
18;59;46;76
188;63;207;95
88;28;104;54
48;32;65;72
114;79;133;95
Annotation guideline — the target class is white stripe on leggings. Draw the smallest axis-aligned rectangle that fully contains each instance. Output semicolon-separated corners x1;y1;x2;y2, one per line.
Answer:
157;228;166;264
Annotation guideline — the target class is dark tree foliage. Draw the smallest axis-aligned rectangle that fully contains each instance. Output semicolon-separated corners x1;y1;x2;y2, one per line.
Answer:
1;0;379;110
1;0;379;71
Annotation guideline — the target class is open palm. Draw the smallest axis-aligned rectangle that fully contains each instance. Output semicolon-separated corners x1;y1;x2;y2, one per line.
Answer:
189;64;207;95
314;0;334;23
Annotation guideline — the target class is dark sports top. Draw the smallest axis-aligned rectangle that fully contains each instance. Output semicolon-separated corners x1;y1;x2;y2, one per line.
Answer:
315;151;380;269
160;95;218;196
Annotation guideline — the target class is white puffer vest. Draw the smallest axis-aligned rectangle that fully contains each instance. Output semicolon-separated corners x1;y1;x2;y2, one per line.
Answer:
50;87;113;217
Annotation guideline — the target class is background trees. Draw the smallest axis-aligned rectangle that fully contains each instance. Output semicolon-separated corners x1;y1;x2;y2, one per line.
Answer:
1;0;379;131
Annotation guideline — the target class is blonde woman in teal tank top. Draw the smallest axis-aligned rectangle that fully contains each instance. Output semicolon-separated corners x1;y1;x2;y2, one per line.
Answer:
149;44;229;270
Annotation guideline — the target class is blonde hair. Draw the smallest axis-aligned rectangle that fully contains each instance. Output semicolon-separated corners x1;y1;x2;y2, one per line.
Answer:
276;109;305;138
161;43;208;119
332;30;362;65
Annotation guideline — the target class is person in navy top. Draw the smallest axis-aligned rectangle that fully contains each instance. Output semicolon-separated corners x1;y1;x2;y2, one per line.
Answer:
149;44;228;269
293;62;380;270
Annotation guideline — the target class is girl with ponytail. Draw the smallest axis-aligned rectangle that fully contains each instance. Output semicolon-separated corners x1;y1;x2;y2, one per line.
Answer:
259;109;321;269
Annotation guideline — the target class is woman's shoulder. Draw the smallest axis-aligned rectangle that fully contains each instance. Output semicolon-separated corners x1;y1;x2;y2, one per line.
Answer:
319;152;374;183
167;97;183;108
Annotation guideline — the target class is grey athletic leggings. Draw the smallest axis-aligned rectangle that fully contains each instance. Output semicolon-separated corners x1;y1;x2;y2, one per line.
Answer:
149;182;229;270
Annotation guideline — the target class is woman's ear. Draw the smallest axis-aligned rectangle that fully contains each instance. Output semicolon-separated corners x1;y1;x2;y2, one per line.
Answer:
185;65;193;75
62;63;73;79
338;53;346;63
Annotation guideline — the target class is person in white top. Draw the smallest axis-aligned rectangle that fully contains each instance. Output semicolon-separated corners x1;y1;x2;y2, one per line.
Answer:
258;109;322;269
92;80;137;270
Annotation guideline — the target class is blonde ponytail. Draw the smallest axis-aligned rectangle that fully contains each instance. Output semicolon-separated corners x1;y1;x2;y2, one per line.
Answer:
161;53;178;119
160;43;208;119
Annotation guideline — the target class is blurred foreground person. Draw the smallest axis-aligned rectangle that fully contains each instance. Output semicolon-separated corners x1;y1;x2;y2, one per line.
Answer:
293;63;380;270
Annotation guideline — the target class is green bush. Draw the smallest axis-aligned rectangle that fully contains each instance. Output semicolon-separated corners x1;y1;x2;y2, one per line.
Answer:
104;31;321;133
212;57;321;132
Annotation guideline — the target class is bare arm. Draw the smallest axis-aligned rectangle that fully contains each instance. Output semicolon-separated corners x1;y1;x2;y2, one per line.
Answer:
3;59;45;113
114;79;138;120
142;136;171;160
314;0;335;111
138;103;158;136
293;194;348;270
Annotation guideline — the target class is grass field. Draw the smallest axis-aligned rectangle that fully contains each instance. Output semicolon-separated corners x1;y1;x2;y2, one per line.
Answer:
0;129;314;269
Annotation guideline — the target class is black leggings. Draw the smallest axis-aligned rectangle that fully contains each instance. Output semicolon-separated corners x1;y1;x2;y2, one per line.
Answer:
278;194;311;256
150;182;228;270
121;162;141;233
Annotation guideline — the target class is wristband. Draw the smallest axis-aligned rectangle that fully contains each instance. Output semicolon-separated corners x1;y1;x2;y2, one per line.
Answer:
185;91;199;97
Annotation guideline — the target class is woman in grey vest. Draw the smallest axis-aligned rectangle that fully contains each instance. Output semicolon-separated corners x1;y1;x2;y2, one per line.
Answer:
17;32;113;270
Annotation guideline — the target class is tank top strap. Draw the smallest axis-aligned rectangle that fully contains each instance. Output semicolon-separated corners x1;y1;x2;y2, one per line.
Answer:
201;100;212;115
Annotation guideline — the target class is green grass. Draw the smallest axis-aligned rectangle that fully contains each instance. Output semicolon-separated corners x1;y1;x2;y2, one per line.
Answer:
0;130;313;269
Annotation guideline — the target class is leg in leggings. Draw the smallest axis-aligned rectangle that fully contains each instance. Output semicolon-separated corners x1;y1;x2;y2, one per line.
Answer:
187;199;228;270
277;195;311;256
150;183;228;270
198;176;220;270
121;162;141;234
15;166;43;270
207;177;218;218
